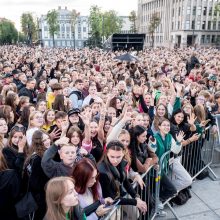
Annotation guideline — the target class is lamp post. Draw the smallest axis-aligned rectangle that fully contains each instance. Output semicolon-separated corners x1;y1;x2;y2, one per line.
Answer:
192;19;195;47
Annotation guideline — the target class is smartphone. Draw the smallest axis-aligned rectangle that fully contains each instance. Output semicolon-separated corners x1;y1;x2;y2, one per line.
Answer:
149;136;155;142
104;199;120;209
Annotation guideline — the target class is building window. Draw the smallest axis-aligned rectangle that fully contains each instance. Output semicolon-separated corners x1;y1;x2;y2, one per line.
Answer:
78;27;81;33
62;32;65;38
218;21;220;30
44;26;48;31
202;21;206;30
192;20;195;29
172;22;174;30
206;35;210;43
201;35;205;44
193;6;196;16
209;7;212;16
213;21;217;30
208;21;211;30
178;7;181;16
78;33;81;39
83;27;86;32
172;8;174;17
178;21;180;30
212;35;216;43
203;7;207;16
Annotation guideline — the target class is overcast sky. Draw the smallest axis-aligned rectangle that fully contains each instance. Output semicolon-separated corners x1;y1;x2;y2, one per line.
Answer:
0;0;137;30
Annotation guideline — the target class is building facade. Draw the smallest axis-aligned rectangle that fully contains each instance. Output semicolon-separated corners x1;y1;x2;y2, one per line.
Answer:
38;6;89;48
138;0;220;48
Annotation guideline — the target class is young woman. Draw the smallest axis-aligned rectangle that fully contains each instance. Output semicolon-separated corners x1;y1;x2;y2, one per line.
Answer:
17;96;30;116
0;117;8;149
2;124;26;173
129;125;158;173
151;103;168;134
149;117;192;201
72;158;113;220
36;99;47;114
23;130;50;220
42;109;55;132
0;151;21;220
43;176;86;220
26;111;44;147
0;105;15;130
98;140;147;214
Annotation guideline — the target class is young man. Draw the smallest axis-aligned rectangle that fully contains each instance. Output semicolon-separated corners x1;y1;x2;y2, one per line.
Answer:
18;78;37;104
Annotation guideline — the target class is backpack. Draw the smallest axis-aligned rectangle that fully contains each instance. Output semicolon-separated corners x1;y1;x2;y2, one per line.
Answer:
69;90;83;101
170;190;190;206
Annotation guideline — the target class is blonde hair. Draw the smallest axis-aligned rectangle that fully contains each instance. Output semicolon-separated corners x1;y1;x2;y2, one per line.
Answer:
45;177;75;220
118;129;131;165
194;104;206;122
28;111;43;128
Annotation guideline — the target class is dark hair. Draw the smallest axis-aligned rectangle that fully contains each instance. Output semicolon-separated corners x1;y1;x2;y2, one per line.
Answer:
75;79;83;84
0;105;12;123
44;109;55;125
5;93;17;112
72;158;100;201
129;125;147;171
170;109;185;126
106;140;124;150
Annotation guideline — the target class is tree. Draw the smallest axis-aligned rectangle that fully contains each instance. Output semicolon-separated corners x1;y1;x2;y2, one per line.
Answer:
20;13;36;45
46;9;59;48
148;12;161;48
0;19;18;44
70;9;80;49
129;10;137;33
102;10;123;39
88;5;103;47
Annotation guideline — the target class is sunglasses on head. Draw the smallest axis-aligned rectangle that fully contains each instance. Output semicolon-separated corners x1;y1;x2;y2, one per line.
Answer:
11;124;26;133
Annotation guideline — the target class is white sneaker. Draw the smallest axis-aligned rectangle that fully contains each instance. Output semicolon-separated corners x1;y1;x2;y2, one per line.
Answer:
158;201;164;210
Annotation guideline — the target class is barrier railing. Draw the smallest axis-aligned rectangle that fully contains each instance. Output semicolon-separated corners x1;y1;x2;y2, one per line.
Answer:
152;126;219;220
102;165;157;220
103;126;219;220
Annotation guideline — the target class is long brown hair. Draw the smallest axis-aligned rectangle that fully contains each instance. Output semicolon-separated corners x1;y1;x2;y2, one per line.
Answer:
194;104;206;122
45;177;75;220
31;130;50;157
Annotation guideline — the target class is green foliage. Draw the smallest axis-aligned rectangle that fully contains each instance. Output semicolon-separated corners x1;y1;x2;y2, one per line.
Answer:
129;10;137;33
148;12;161;47
103;10;123;39
88;5;123;47
214;2;220;20
46;9;59;47
0;19;18;44
89;5;103;40
20;13;37;44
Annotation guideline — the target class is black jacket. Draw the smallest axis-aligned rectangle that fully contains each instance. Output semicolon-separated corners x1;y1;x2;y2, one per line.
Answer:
23;154;49;219
0;169;20;220
98;159;137;206
18;87;37;104
2;146;25;174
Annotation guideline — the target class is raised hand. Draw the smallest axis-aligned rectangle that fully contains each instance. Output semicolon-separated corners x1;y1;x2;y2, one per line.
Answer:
18;136;26;152
55;136;69;146
176;131;185;143
187;113;197;125
49;127;62;140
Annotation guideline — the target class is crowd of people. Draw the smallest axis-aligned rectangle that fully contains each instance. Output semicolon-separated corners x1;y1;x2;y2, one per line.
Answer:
0;45;219;220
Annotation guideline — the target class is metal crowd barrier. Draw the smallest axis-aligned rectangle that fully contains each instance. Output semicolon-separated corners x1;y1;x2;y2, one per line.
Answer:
152;126;219;220
102;126;219;220
102;165;157;220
